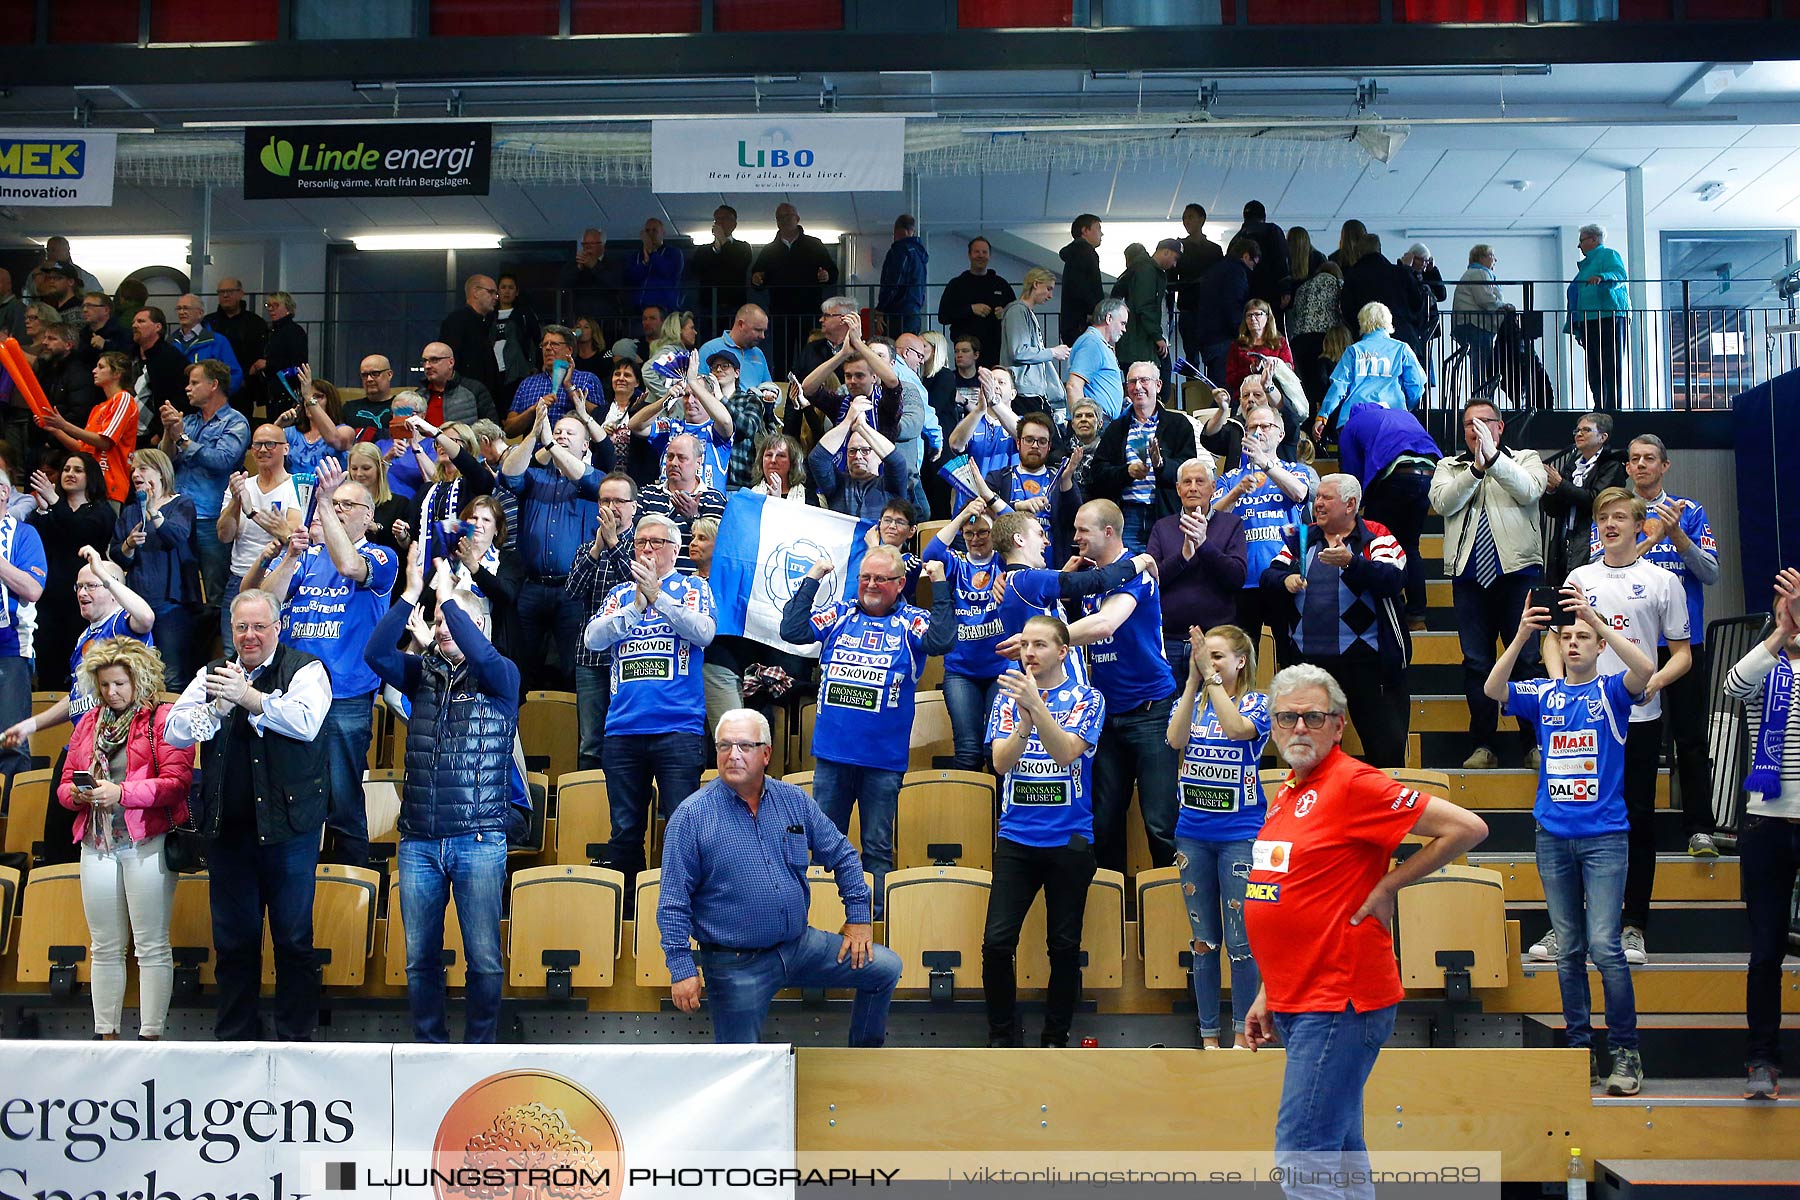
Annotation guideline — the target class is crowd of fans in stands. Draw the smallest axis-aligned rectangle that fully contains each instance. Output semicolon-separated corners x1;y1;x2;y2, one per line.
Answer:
1;206;1789;1106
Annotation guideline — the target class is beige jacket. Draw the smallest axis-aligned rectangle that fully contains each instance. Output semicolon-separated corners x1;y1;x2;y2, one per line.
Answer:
1429;448;1547;576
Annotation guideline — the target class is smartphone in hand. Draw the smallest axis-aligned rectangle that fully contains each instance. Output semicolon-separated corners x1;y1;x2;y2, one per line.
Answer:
71;770;98;792
1529;585;1576;627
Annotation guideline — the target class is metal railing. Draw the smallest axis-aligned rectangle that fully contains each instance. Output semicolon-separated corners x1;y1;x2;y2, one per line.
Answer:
237;276;1798;415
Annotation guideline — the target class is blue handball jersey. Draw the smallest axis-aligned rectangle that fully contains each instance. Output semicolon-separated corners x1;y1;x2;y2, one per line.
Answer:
67;609;153;721
810;598;934;773
602;573;714;737
1080;565;1175;708
995;566;1089;688
1506;671;1637;839
284;540;398;698
1217;459;1316;587
923;541;1004;679
1175;691;1273;843
987;679;1107;848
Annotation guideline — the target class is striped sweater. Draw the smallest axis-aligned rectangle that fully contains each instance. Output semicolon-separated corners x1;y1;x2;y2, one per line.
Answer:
1723;641;1800;819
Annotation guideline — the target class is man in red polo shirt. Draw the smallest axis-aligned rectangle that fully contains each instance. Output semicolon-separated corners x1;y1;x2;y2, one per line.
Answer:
1244;663;1487;1200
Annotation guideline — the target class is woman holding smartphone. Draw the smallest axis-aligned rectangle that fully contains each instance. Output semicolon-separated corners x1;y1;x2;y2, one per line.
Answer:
57;636;192;1040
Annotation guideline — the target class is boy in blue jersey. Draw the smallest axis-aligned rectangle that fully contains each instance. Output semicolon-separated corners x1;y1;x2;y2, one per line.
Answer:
263;459;398;868
981;615;1106;1047
924;498;1005;770
1488;583;1656;1097
780;545;956;915
1066;499;1180;873
584;512;717;898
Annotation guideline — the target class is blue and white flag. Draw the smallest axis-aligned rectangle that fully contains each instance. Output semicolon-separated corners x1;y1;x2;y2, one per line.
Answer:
711;491;871;659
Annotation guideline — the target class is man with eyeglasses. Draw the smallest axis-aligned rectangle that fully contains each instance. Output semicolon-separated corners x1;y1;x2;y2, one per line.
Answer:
1215;401;1318;664
215;423;302;642
585;512;716;898
77;291;130;368
170;294;244;397
567;472;639;771
1243;664;1487;1200
417;342;497;430
166;587;334;1041
343;355;397;444
660;708;902;1045
261;457;398;868
208;279;267;404
975;411;1081;562
505;325;602;438
1430;399;1547;772
782;546;955;914
439;276;503;402
806;394;907;523
1261;473;1411;768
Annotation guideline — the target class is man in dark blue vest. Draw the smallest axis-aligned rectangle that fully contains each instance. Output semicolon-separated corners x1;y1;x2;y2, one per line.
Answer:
366;544;522;1043
167;587;333;1041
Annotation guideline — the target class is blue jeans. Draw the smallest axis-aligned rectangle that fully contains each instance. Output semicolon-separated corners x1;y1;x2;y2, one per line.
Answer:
399;832;507;1043
1163;638;1192;682
1092;696;1179;873
194;520;231;621
812;759;905;916
320;693;375;866
942;673;1000;772
1121;503;1153;554
150;601;195;690
1271;1003;1398;1200
1174;837;1259;1039
516;579;584;691
698;926;902;1046
575;661;610;772
604;731;706;889
208;829;319;1041
1536;828;1637;1052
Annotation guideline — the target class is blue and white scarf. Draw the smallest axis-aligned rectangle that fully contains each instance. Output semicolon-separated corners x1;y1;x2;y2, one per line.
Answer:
1745;649;1794;798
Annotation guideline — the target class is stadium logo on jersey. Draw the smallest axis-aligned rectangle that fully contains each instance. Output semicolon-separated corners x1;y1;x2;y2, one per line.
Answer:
1293;790;1317;818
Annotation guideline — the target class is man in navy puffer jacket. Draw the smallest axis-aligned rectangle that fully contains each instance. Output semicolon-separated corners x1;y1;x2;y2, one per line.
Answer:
366;543;521;1043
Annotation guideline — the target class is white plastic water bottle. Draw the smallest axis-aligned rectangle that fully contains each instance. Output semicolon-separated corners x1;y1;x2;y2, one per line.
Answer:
1567;1147;1587;1200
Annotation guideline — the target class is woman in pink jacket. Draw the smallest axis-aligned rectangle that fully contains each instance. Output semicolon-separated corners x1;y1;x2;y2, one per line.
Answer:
58;636;192;1039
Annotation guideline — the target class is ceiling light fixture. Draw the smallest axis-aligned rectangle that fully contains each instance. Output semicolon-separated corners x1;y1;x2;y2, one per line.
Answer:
350;232;505;252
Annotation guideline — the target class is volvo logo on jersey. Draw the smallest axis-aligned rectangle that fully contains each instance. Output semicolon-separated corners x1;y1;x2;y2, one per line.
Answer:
243;123;492;199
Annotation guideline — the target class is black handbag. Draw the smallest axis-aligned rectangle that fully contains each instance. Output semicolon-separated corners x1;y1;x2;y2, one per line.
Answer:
152;704;211;874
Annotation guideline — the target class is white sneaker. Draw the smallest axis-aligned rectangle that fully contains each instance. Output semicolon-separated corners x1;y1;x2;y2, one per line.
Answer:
1622;926;1648;966
1526;928;1559;961
1526;747;1542;770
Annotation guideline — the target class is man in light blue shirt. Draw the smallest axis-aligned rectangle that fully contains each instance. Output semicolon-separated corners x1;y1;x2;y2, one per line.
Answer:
1066;298;1128;422
697;304;773;390
159;359;251;614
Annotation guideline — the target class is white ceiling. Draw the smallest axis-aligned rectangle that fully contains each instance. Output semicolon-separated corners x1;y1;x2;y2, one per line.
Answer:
9;59;1800;253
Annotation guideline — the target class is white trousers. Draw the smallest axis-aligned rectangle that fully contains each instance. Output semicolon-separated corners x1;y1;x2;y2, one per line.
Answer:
79;832;178;1036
